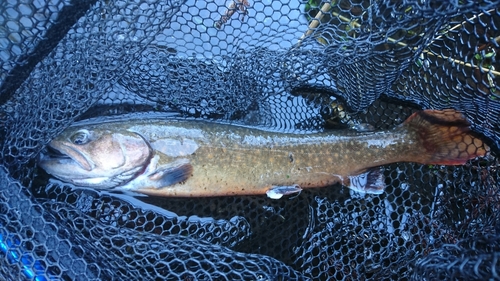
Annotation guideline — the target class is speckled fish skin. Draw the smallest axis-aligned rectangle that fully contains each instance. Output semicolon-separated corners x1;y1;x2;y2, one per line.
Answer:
39;109;489;197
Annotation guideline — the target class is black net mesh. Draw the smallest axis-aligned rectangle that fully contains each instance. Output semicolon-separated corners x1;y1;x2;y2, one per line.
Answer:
1;0;500;280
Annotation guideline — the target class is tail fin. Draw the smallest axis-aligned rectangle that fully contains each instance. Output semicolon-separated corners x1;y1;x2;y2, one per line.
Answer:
403;109;489;165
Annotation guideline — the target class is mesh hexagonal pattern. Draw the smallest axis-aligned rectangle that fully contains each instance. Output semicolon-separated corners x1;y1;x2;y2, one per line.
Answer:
1;0;500;280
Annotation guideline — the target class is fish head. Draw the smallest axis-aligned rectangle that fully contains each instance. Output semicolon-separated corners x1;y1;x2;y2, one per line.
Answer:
39;126;152;189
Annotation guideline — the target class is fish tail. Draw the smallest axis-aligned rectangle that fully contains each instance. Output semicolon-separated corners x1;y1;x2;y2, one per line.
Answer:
404;109;489;165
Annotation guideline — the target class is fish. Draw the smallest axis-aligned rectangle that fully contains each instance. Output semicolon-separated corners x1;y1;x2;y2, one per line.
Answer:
38;109;489;198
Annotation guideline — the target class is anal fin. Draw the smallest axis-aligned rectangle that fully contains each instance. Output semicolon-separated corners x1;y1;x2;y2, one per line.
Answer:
347;167;385;194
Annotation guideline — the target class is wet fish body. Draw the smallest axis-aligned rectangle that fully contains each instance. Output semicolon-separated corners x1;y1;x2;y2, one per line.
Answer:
39;110;488;197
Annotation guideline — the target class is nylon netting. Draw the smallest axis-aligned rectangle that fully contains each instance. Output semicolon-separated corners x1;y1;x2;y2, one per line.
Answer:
1;0;500;280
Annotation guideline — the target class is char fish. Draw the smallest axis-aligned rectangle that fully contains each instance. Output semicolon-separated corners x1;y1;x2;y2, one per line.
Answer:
38;109;488;198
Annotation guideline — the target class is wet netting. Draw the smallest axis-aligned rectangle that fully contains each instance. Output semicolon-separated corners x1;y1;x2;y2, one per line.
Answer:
1;0;500;280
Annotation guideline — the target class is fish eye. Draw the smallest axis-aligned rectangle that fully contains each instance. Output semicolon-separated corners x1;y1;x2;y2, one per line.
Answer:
71;129;91;145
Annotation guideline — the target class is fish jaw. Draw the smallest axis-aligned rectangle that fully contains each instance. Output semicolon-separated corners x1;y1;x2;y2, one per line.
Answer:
39;147;105;186
49;141;95;171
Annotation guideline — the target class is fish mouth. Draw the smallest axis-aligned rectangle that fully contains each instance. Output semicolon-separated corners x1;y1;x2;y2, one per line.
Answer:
41;143;94;171
44;145;70;159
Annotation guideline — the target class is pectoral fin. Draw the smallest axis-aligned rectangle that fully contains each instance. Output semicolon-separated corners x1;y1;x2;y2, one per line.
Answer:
347;167;385;194
266;185;302;199
120;157;193;191
148;161;193;188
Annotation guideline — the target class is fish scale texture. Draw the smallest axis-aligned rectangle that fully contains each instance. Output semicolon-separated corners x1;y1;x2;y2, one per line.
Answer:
1;0;500;280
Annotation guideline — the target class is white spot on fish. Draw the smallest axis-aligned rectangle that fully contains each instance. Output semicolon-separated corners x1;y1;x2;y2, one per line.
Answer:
129;125;205;140
78;177;108;185
365;139;397;148
227;133;242;141
151;139;199;157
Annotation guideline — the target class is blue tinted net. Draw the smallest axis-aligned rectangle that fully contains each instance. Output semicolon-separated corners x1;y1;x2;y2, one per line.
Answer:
1;0;500;280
